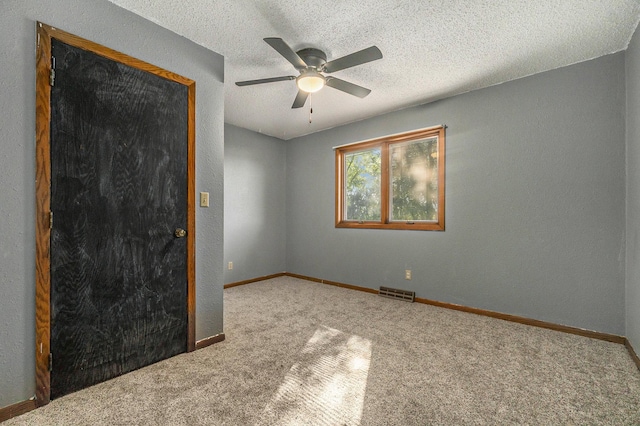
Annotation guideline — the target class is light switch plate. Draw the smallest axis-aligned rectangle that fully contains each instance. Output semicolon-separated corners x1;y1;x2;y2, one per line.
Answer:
200;192;209;207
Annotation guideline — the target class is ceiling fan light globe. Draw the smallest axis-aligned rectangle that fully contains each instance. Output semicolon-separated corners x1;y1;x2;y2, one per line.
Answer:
297;72;325;93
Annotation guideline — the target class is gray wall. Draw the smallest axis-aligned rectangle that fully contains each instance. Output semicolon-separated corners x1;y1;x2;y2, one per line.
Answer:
224;125;287;284
286;53;626;336
627;25;640;351
0;0;225;408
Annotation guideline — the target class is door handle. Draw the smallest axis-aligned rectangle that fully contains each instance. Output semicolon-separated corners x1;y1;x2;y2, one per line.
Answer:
174;228;187;238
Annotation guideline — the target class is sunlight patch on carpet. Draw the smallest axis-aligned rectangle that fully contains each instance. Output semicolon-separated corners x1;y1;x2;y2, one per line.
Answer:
259;326;372;426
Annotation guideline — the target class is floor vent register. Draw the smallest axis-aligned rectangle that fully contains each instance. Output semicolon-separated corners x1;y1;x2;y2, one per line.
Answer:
378;286;415;302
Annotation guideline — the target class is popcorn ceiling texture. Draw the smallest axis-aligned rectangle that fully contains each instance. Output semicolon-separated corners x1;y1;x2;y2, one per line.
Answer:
108;0;640;139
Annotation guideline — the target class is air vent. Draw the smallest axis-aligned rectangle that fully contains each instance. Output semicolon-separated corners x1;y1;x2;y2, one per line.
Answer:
379;286;415;302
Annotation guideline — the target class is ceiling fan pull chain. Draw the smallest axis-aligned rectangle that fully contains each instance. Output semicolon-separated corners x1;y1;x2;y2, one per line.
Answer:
309;94;313;124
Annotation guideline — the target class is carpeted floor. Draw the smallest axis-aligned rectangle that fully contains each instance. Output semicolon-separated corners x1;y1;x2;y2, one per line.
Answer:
6;276;640;425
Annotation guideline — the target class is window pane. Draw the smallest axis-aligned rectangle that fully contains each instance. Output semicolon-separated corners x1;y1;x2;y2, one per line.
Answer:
344;148;381;221
390;137;438;221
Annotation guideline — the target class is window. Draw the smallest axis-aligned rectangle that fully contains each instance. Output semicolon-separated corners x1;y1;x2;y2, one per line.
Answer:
335;126;445;231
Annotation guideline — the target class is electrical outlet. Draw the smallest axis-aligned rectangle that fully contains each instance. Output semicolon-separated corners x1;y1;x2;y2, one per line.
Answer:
228;261;233;270
405;269;412;280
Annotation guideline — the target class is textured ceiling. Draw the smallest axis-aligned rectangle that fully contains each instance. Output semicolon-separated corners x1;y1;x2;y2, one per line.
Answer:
108;0;640;140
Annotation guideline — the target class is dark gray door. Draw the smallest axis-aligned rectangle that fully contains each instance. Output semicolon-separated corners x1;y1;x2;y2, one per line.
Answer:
49;39;189;399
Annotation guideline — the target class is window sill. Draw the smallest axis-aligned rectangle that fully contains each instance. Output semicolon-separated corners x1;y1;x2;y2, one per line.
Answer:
335;221;445;231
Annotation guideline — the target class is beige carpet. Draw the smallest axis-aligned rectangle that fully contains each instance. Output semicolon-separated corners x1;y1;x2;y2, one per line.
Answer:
6;276;640;425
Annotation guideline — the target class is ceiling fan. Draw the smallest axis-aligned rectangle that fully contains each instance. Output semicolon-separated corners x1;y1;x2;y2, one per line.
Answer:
236;37;383;108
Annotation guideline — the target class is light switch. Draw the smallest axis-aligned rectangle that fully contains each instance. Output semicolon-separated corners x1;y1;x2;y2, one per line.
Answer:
200;192;210;207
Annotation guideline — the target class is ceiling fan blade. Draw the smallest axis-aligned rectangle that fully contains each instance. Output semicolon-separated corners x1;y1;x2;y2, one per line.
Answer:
292;90;309;108
325;77;371;98
264;38;308;70
323;46;382;73
235;76;295;86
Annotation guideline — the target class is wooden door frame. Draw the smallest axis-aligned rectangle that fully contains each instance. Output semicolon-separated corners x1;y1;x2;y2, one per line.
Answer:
34;22;196;405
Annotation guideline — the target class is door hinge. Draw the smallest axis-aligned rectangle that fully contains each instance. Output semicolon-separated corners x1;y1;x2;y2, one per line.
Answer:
49;56;56;87
48;353;53;372
49;211;53;230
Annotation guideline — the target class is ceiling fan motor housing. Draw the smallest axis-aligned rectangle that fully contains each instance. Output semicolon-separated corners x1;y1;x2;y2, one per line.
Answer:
296;48;327;69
